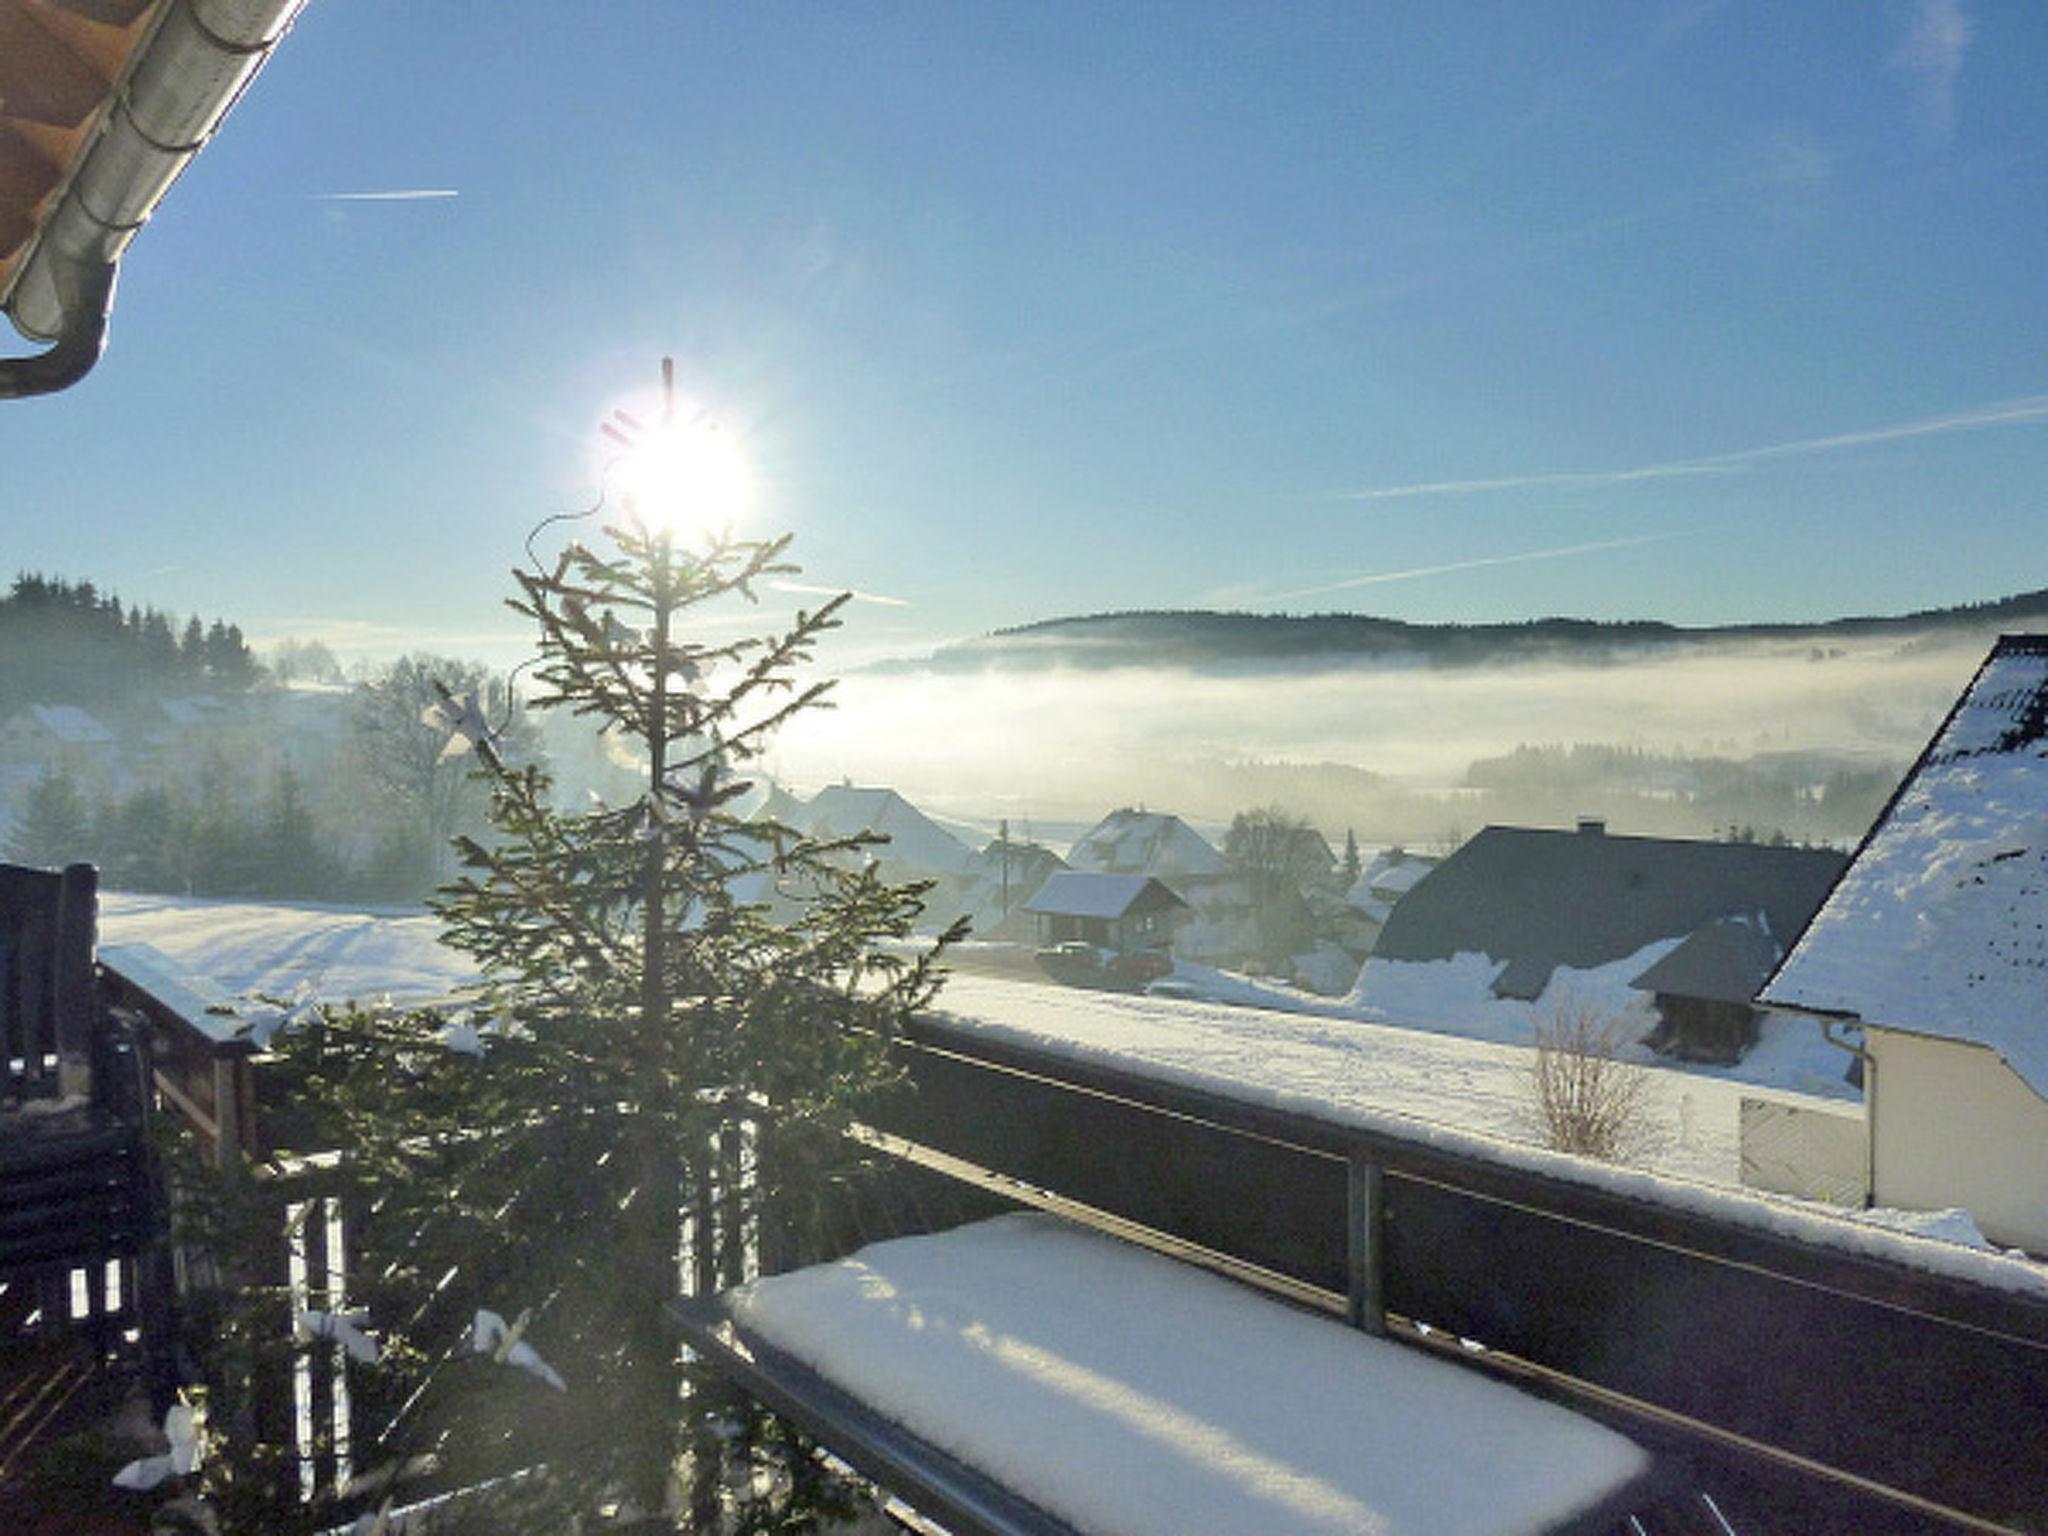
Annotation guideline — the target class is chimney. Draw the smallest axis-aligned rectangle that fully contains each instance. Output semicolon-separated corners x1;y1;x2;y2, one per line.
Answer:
1576;817;1605;836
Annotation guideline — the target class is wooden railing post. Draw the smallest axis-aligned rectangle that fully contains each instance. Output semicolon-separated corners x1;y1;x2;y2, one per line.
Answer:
54;861;97;1101
1346;1150;1385;1336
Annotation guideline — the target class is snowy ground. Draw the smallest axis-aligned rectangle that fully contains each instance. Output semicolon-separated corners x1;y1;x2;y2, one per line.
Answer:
101;894;2048;1285
931;972;1816;1188
99;894;1849;1189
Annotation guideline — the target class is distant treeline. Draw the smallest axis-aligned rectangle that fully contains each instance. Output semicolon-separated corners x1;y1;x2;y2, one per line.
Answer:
1461;742;1894;845
911;587;2048;674
0;572;257;717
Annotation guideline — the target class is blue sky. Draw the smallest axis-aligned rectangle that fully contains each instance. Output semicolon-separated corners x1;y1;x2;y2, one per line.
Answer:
4;0;2045;668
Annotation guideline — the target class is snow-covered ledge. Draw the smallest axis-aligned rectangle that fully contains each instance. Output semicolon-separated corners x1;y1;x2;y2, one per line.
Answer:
690;1214;1661;1536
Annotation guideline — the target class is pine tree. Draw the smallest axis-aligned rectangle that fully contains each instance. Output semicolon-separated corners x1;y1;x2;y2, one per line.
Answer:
1341;827;1362;888
186;405;956;1531
6;766;92;867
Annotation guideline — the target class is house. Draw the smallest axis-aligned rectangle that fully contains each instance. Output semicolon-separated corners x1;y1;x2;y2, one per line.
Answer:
1357;819;1845;1061
0;703;118;779
1023;871;1188;954
1066;808;1225;883
1761;635;2048;1252
1338;846;1439;952
799;784;980;880
974;834;1066;935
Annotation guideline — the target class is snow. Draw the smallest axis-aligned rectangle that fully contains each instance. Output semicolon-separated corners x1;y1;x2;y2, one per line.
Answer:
89;892;2046;1293
801;785;981;878
729;1213;1651;1536
1066;808;1226;878
927;973;2048;1298
28;701;115;744
99;893;474;1004
1023;871;1162;920
938;973;1766;1187
1349;943;1857;1102
1764;644;2048;1094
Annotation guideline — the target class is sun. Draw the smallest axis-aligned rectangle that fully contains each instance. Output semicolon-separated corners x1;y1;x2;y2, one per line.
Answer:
614;413;751;540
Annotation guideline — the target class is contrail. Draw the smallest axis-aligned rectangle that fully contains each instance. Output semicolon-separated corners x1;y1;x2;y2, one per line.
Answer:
1274;531;1687;602
313;189;460;202
1338;392;2048;502
771;579;911;609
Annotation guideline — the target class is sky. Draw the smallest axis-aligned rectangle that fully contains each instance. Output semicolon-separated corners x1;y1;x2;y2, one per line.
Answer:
3;0;2046;672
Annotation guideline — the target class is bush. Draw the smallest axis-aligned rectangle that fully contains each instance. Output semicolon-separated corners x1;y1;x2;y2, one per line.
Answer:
1528;1005;1650;1162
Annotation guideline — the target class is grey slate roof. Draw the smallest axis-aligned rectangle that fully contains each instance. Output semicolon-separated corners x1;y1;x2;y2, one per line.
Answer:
1631;916;1784;1005
1372;824;1847;998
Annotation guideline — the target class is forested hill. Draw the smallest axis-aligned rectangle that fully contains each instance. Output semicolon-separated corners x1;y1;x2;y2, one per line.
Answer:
901;587;2048;674
0;573;258;715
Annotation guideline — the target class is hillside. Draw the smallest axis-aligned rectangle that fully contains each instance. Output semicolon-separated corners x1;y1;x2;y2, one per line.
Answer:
896;588;2048;674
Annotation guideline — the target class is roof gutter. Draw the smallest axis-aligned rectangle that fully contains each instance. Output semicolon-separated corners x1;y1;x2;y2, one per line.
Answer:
0;0;306;399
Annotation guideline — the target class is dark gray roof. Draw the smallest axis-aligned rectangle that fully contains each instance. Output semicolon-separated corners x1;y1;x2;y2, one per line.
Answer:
1631;916;1783;1005
1374;825;1847;994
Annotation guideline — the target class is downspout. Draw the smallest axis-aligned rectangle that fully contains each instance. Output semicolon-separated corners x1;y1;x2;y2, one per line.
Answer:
0;260;114;398
0;0;306;398
1819;1016;1877;1208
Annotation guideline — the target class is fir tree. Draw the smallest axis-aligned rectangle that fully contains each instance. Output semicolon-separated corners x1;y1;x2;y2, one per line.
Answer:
6;766;92;867
1341;827;1362;888
185;402;956;1532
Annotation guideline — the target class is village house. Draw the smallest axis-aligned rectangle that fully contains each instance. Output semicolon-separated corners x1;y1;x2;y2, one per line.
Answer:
1023;870;1189;955
1064;807;1225;885
1762;635;2048;1253
1337;846;1439;954
0;704;118;783
1358;819;1846;1062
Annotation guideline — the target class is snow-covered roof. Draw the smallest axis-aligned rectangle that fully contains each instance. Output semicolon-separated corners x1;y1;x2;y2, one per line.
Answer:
1066;808;1225;879
159;695;233;728
25;703;115;745
1347;850;1436;909
729;1214;1652;1536
800;785;980;877
1764;635;2048;1094
1024;871;1187;921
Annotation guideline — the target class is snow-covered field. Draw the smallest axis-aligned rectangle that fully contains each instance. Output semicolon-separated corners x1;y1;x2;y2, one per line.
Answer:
931;972;1807;1188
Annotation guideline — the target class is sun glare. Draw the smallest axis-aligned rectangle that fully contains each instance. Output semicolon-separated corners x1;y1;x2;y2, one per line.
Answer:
615;414;751;540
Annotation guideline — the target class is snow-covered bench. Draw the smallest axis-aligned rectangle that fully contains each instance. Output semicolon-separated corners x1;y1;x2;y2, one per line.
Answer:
674;1213;1664;1536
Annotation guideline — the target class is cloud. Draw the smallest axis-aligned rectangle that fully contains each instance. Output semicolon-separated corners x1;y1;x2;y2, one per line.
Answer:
1894;0;1971;140
1336;391;2048;503
1273;533;1690;603
311;189;461;202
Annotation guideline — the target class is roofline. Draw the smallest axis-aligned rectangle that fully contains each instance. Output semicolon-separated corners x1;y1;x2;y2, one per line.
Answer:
1757;638;2008;1003
1;0;307;398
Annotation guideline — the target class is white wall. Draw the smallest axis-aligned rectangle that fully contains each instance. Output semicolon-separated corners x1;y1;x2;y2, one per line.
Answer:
1872;1028;2048;1253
